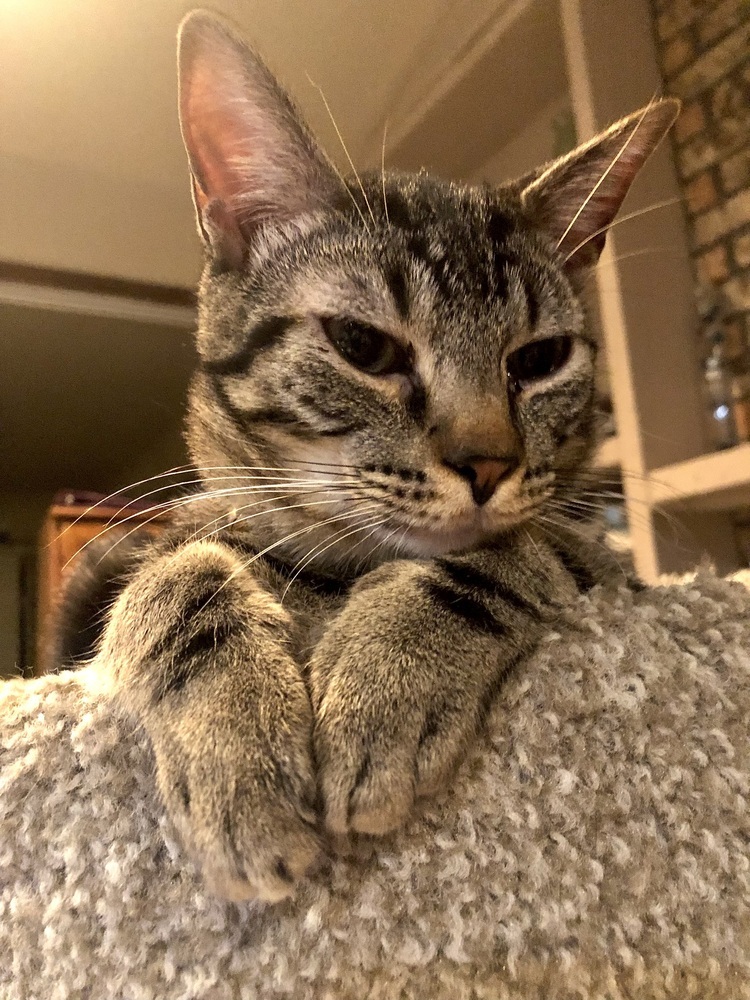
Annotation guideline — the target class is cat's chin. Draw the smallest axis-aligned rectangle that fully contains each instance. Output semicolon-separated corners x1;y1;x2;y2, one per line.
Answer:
385;517;523;559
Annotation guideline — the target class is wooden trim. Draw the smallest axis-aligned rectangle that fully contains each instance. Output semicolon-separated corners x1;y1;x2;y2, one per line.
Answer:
34;503;170;675
46;504;171;523
0;260;196;308
648;443;750;511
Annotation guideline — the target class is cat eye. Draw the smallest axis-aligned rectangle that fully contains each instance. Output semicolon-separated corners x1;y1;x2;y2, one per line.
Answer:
506;335;573;387
322;317;410;376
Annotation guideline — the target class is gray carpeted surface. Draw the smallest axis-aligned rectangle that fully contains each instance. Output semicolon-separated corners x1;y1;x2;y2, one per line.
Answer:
2;572;750;999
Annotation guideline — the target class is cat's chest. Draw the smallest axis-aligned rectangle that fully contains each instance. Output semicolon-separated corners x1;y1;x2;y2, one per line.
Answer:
254;558;351;662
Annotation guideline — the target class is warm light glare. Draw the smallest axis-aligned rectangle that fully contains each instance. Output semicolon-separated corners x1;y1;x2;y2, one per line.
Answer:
0;0;44;14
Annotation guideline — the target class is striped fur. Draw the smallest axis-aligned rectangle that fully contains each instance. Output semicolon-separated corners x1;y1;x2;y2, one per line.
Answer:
88;11;679;902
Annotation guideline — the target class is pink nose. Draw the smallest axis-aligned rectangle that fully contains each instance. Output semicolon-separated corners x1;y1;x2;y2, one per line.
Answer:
444;455;517;506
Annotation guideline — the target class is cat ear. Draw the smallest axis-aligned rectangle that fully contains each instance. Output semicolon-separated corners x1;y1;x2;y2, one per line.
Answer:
519;99;680;272
177;10;338;267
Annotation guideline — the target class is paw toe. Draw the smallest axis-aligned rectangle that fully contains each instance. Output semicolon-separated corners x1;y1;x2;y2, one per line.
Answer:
323;754;415;837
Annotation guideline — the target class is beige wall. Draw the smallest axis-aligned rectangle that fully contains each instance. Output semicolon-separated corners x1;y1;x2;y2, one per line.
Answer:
0;154;201;287
476;95;573;184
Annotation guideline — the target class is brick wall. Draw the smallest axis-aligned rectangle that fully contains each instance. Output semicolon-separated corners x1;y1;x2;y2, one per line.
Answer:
651;0;750;341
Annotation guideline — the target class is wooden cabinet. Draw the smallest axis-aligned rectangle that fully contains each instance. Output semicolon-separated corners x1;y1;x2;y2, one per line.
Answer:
35;498;165;675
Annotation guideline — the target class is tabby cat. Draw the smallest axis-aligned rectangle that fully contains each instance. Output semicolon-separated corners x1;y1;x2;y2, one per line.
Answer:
94;10;678;902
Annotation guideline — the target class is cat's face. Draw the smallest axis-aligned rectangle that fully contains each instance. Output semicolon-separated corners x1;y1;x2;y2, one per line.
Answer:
192;175;592;560
178;11;678;570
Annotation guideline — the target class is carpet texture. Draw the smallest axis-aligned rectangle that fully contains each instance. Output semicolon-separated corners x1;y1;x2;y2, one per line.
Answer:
2;572;750;999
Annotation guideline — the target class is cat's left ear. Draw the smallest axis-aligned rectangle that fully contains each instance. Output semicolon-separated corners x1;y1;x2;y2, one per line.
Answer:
178;9;339;268
519;99;680;273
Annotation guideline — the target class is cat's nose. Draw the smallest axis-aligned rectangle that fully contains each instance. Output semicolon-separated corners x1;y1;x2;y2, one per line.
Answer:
443;454;518;506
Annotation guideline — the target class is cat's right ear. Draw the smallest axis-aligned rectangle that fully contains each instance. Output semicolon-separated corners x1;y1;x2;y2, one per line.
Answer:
178;10;338;268
518;99;680;274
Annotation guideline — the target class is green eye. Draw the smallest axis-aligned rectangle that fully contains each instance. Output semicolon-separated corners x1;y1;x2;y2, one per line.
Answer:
322;317;409;376
507;335;573;387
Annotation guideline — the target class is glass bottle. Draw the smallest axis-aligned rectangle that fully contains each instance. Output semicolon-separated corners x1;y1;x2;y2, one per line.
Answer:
702;332;737;450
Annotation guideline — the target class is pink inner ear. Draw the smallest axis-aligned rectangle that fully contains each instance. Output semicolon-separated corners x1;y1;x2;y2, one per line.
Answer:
523;101;680;271
183;58;254;210
553;174;631;265
179;14;335;249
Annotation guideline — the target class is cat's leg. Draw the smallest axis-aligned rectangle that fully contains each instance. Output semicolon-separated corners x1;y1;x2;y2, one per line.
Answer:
98;539;319;902
310;535;578;836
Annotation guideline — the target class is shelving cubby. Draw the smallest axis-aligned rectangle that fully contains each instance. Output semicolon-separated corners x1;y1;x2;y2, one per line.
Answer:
388;0;749;581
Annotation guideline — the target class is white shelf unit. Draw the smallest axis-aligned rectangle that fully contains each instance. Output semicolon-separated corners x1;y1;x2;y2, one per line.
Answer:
595;436;622;471
388;0;749;582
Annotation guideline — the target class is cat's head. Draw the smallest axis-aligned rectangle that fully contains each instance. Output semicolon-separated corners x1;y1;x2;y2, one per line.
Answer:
178;10;678;570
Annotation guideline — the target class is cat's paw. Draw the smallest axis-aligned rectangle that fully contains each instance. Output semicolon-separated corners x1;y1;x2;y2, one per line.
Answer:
312;636;478;837
149;669;322;903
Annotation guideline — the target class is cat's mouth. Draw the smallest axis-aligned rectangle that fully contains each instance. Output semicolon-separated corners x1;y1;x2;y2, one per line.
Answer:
382;507;536;558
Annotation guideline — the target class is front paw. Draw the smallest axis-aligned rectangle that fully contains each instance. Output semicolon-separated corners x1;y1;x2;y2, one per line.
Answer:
313;641;479;837
149;666;321;903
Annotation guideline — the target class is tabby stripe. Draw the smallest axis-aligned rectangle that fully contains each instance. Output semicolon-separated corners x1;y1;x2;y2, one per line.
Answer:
212;375;306;433
154;622;234;700
436;559;536;615
422;580;506;635
179;620;234;661
382;189;411;231
209;373;252;433
245;406;305;426
478;649;526;726
217;534;351;593
297;393;369;432
405;376;428;424
551;544;597;592
405;231;454;302
316;422;365;436
425;250;455;301
212;376;324;435
383;261;410;319
212;374;363;438
347;753;372;820
524;282;539;328
202;316;294;376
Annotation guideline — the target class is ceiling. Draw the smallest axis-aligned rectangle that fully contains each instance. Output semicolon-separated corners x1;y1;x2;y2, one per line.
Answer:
1;0;531;288
2;0;518;191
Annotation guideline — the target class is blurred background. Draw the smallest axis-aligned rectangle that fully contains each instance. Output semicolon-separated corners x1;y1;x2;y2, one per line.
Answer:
1;0;749;675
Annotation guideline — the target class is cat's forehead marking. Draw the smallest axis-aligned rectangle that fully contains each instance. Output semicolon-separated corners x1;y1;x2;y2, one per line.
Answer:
286;263;410;330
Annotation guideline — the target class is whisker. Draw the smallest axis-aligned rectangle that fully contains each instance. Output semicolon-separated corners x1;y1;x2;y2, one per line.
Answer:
280;511;387;600
584;247;688;291
346;516;395;573
98;474;363;533
545;496;653;538
381;119;390;228
558;466;689;504
358;520;403;573
546;488;692;551
197;495;378;547
556;96;657;252
186;493;305;546
306;74;376;229
52;461;366;547
94;478;385;567
524;527;546;565
534;512;630;585
77;482;349;570
203;505;383;611
52;463;203;544
563;196;682;264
